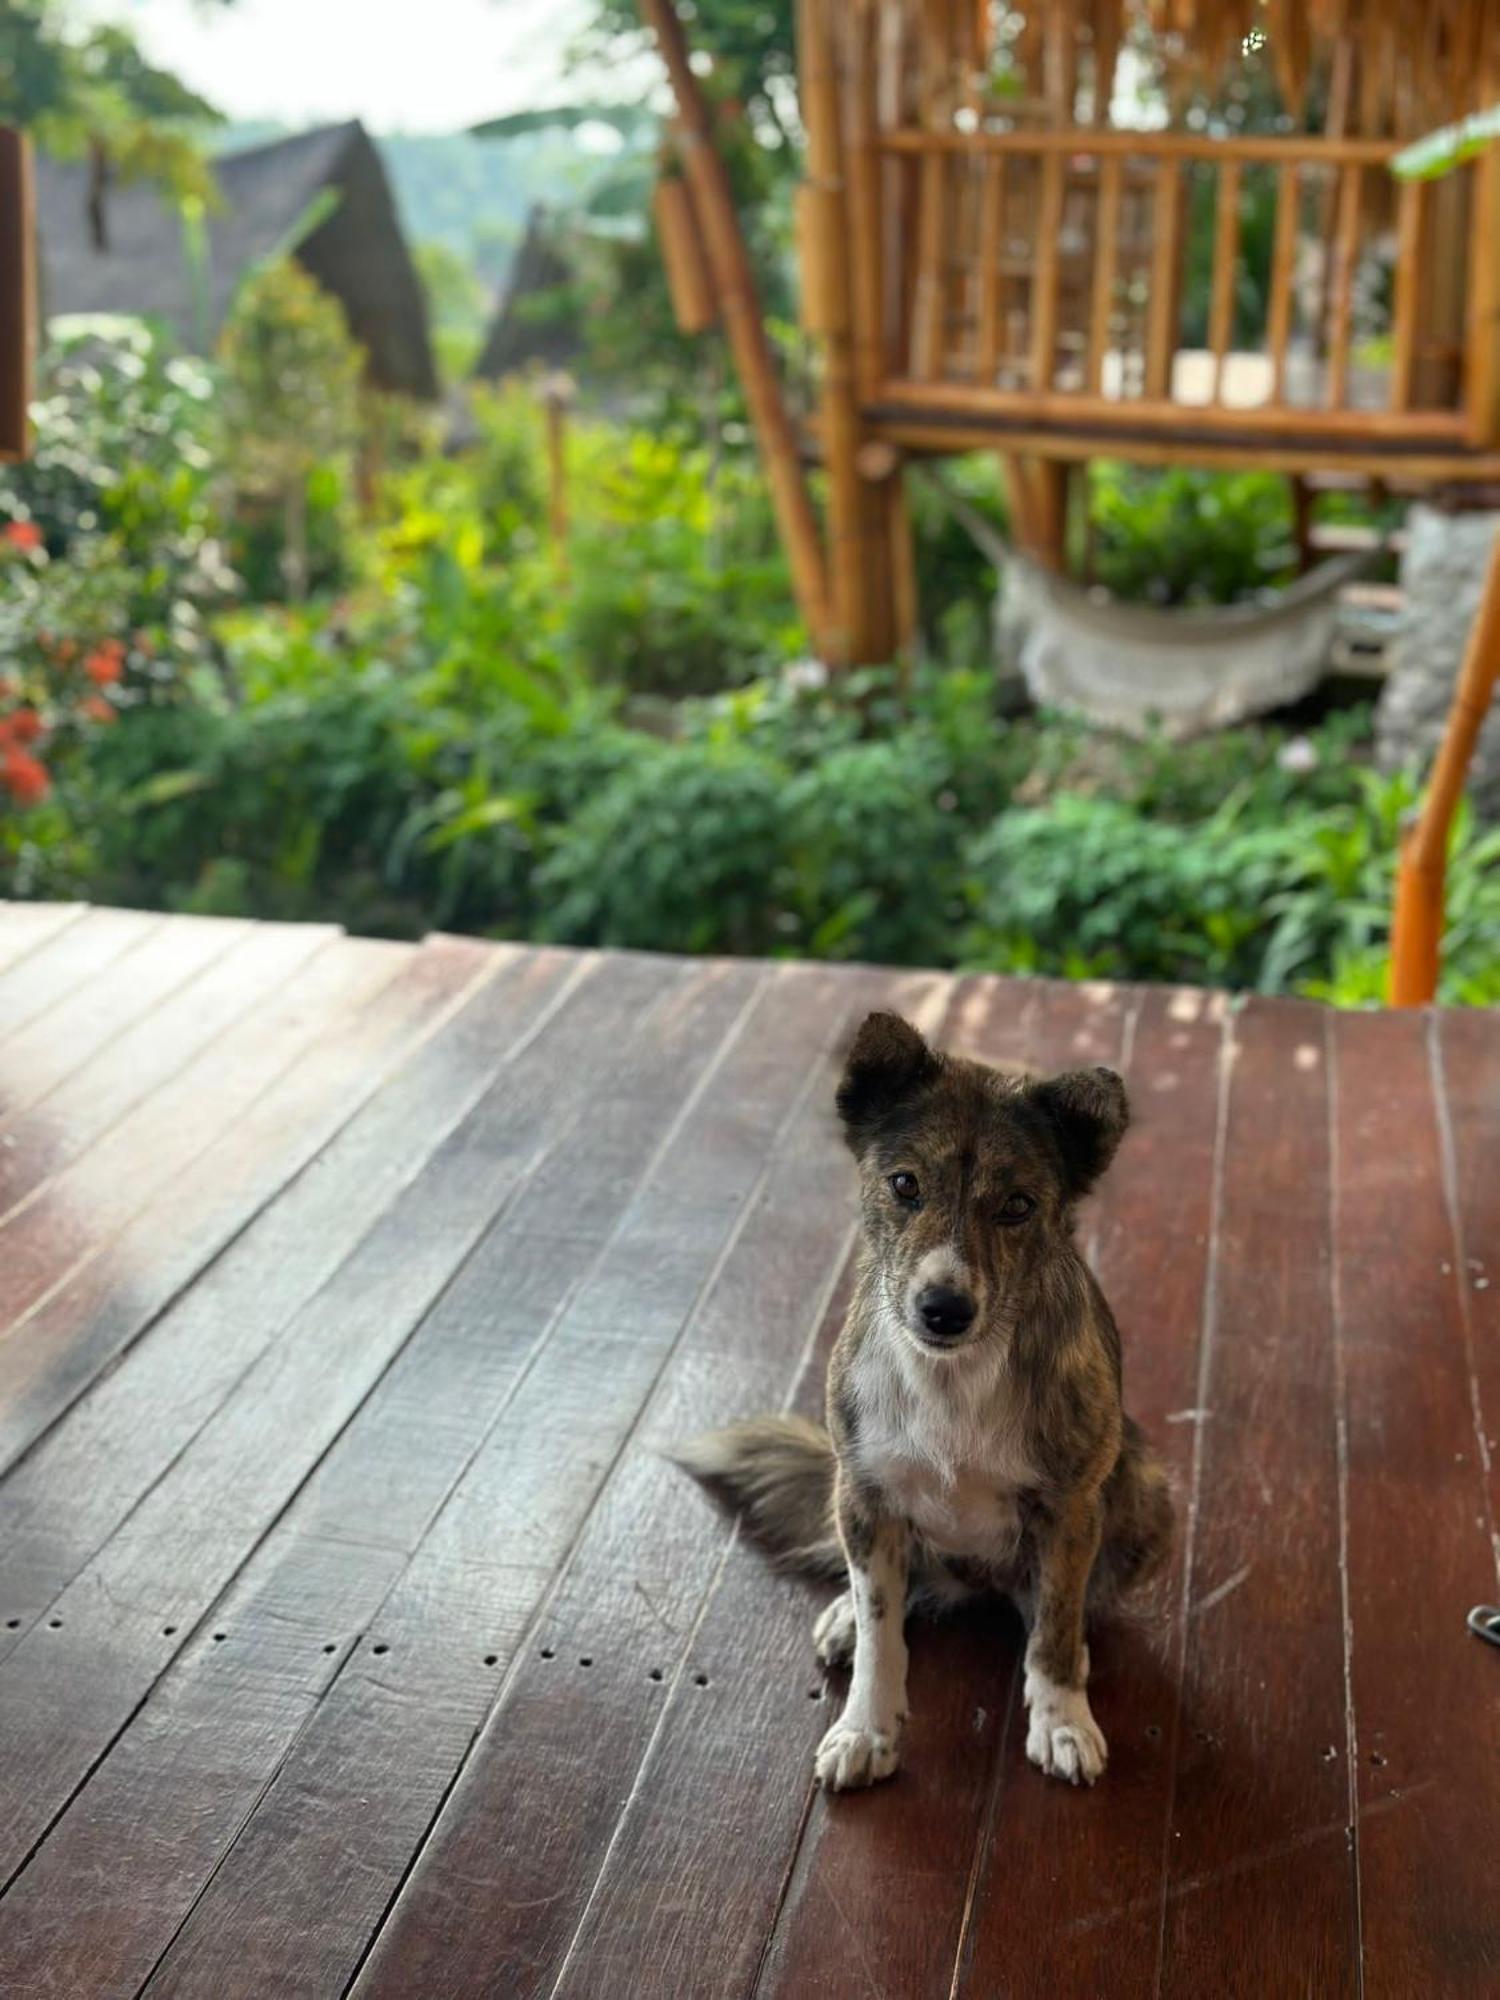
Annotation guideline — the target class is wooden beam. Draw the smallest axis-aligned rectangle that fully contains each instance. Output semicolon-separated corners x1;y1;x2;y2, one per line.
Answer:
1389;177;1423;414
1029;151;1066;396
1144;157;1183;402
1088;153;1122;397
878;129;1403;165
1208;158;1241;403
0;127;34;463
1268;160;1299;405
637;0;832;653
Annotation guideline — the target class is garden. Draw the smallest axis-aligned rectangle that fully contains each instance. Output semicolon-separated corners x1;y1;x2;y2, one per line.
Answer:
3;0;1499;1008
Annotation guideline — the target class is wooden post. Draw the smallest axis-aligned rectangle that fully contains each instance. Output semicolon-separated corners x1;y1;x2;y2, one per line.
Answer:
798;0;880;664
1389;525;1500;1005
1389;177;1423;413
1465;143;1500;447
1030;151;1066;395
1088;153;1122;396
1208;157;1241;402
0;127;35;463
1144;157;1183;401
539;372;574;583
1325;163;1362;410
637;0;832;655
1267;161;1299;404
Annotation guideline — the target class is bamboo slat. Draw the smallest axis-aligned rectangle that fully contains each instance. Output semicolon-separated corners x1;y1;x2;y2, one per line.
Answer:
1268;160;1300;404
1325;163;1363;410
1390;177;1424;413
1208;157;1242;401
0;127;33;462
1144;156;1183;400
912;154;947;378
1030;152;1066;394
845;0;886;400
1088;153;1122;396
1466;144;1500;445
878;129;1403;165
976;155;1006;383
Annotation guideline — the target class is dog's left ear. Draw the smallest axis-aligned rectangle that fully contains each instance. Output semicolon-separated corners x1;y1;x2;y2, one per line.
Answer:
1030;1065;1130;1196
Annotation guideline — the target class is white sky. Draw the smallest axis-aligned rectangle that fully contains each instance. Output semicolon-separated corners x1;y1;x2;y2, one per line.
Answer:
70;0;632;134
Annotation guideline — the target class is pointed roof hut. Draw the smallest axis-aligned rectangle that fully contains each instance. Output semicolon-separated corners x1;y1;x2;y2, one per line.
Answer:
34;122;438;399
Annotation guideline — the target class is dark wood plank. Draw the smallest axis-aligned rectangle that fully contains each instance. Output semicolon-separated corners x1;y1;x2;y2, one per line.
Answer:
0;937;543;1628
758;979;1140;2000
1433;1007;1500;1556
0;958;766;2000
139;964;845;2000
0;906;163;1048
0;933;505;1476
0;919;339;1230
1333;1008;1500;1998
0;914;247;1119
1158;998;1354;1995
347;967;946;2000
947;983;1218;1996
0;902;84;974
0;952;686;1896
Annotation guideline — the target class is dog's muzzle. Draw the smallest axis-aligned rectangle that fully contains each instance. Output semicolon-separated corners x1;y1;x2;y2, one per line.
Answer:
913;1282;976;1346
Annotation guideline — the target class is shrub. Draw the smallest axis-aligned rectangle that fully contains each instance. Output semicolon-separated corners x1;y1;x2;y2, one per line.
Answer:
1086;462;1296;607
537;739;790;954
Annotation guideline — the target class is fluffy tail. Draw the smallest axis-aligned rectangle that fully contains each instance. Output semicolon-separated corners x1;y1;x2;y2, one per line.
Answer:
672;1414;843;1578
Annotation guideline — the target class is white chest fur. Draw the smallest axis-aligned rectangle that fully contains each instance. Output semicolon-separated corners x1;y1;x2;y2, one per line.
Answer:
845;1324;1034;1563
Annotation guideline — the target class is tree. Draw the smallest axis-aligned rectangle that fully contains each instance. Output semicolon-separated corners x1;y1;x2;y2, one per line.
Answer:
219;259;362;599
0;1;221;248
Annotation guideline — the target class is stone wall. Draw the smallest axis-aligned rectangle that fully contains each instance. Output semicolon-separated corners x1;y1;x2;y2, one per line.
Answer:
1376;505;1500;817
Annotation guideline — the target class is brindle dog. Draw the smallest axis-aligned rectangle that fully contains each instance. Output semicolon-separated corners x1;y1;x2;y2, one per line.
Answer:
677;1010;1172;1790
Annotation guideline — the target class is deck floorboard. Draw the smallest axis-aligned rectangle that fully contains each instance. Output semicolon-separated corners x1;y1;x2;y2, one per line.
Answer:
0;904;1493;1999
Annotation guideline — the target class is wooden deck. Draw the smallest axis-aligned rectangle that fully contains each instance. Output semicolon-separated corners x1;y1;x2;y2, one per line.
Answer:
1;903;1497;1999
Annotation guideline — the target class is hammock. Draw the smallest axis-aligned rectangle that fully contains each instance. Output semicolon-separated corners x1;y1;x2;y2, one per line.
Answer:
922;470;1368;739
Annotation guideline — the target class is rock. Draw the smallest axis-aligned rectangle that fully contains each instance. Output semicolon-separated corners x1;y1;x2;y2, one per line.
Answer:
1376;505;1500;817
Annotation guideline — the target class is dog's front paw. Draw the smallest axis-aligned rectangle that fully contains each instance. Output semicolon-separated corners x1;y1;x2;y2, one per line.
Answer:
812;1591;855;1667
814;1716;901;1790
1024;1677;1107;1786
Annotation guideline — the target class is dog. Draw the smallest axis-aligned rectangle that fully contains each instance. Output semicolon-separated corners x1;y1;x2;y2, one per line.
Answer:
676;1009;1173;1791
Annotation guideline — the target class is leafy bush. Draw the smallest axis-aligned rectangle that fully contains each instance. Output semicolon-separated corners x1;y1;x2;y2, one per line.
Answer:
1087;462;1296;607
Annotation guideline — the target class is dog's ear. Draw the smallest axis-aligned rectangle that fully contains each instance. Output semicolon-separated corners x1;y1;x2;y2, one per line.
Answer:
1030;1065;1130;1196
836;1011;941;1152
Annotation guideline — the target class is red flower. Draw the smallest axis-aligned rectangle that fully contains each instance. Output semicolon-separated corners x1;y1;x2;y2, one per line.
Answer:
1;707;44;745
1;747;51;805
2;520;42;553
84;645;124;686
82;695;117;724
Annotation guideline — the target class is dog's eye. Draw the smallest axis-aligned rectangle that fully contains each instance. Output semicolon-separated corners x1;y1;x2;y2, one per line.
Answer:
998;1192;1035;1225
889;1171;921;1205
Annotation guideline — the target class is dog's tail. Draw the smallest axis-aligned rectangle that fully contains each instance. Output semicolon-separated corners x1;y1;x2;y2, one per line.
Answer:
672;1414;843;1578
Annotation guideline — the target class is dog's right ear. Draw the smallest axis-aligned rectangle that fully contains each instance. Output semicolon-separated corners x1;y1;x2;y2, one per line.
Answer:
835;1011;941;1152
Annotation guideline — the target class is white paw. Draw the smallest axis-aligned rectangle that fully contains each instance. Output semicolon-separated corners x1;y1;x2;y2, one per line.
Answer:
1024;1676;1107;1786
814;1717;901;1790
812;1591;855;1666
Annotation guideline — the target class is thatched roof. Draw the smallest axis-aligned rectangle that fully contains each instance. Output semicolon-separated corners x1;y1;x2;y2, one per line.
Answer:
35;122;438;399
472;206;581;383
921;0;1500;136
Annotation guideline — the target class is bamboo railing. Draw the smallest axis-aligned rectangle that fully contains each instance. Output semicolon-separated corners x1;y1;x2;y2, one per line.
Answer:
873;127;1500;452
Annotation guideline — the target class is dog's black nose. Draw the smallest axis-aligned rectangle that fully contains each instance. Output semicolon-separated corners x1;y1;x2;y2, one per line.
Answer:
916;1284;975;1342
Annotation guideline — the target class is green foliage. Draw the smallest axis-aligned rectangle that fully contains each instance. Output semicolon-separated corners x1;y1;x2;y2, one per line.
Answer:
1087;461;1296;607
412;238;489;385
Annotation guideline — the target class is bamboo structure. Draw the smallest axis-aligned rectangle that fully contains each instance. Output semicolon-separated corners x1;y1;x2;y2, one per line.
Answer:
636;0;1500;987
653;176;718;336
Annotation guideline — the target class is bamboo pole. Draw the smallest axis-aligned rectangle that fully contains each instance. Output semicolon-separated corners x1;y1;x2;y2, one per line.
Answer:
653;175;718;334
0;127;34;462
1267;161;1300;404
976;155;1005;384
1088;153;1122;396
1144;157;1184;401
1466;143;1500;446
539;372;574;583
1389;177;1423;413
845;0;885;403
1325;163;1362;411
797;0;877;665
1030;152;1066;395
1389;525;1500;1005
636;0;832;654
1208;157;1241;403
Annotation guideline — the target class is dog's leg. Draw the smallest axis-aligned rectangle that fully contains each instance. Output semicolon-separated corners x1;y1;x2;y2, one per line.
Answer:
814;1489;909;1790
1024;1492;1107;1785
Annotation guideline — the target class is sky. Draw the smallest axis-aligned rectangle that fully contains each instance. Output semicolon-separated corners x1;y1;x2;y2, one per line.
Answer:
71;0;643;134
